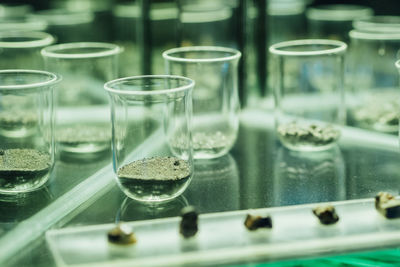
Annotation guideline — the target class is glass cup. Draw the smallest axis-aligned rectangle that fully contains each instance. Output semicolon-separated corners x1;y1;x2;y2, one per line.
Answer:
269;39;347;151
0;31;55;70
41;42;121;155
163;46;241;159
0;70;60;193
348;18;400;133
104;75;194;202
348;30;400;133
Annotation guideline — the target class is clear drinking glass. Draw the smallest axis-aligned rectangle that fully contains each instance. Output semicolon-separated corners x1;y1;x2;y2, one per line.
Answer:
348;28;400;133
41;42;121;155
104;75;194;202
269;39;347;151
0;31;55;70
0;70;60;193
163;46;241;159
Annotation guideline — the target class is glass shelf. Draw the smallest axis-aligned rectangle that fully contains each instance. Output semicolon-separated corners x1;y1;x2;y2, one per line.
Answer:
3;108;400;266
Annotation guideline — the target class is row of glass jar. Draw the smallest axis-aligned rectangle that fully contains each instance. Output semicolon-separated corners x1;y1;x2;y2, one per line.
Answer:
0;42;241;204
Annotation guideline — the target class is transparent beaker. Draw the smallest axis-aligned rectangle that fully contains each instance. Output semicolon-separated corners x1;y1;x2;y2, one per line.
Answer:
269;39;347;151
0;70;60;193
41;42;121;155
0;31;55;70
348;28;400;133
104;75;194;202
163;46;241;159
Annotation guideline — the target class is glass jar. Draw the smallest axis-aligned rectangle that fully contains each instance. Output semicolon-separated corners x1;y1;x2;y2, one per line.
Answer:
269;39;347;151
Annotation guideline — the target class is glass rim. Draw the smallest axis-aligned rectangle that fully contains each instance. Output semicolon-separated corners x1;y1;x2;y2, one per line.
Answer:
349;29;400;40
41;42;122;59
396;60;400;70
306;4;373;21
353;16;400;32
162;46;241;63
104;75;195;96
269;39;347;56
0;69;60;90
0;31;54;48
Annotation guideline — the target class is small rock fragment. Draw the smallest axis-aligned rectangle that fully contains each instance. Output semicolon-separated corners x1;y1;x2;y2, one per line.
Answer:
312;205;339;225
375;192;400;219
107;223;137;245
244;214;272;231
179;206;198;238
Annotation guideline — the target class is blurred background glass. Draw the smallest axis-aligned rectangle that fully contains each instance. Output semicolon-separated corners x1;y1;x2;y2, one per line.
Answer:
348;16;400;133
306;4;373;42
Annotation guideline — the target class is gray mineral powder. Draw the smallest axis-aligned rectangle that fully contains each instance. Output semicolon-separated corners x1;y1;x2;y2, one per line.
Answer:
118;157;191;180
0;149;51;172
278;123;340;146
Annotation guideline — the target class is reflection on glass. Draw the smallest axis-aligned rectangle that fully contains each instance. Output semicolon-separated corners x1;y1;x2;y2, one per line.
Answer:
273;145;345;206
0;187;52;236
184;154;240;212
116;195;188;222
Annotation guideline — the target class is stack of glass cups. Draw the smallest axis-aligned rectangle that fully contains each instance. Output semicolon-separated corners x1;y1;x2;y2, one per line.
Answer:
0;70;59;193
104;75;194;202
0;31;55;69
163;46;241;159
269;39;347;151
348;16;400;133
41;42;121;156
